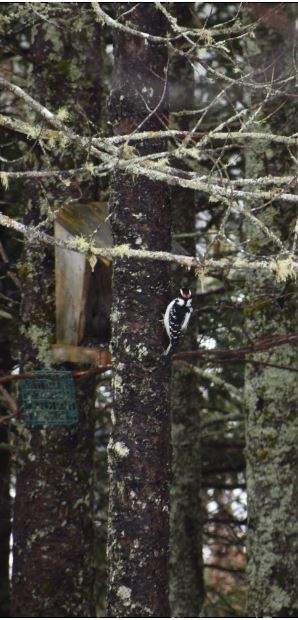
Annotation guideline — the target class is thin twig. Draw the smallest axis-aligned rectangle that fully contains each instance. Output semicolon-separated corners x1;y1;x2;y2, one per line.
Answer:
0;365;112;386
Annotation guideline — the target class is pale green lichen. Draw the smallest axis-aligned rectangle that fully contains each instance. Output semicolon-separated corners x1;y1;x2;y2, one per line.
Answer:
121;144;137;160
113;372;123;394
0;171;9;190
43;22;64;55
112;243;131;257
136;344;148;360
153;157;169;171
85;161;95;176
117;585;132;606
68;60;82;82
26;125;42;140
70;235;91;253
27;324;52;367
269;254;297;282
113;441;130;458
13;419;33;462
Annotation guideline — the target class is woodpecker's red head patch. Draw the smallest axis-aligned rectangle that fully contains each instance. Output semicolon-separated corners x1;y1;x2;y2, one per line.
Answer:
179;287;192;300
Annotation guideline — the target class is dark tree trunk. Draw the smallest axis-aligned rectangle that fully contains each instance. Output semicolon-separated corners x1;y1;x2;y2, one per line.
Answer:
0;429;9;620
0;243;15;616
0;344;11;619
244;5;298;617
169;5;204;617
11;6;102;616
107;5;171;617
12;382;96;618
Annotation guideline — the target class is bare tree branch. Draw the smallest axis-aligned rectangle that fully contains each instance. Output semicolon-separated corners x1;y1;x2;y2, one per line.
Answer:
174;333;298;363
1;211;297;277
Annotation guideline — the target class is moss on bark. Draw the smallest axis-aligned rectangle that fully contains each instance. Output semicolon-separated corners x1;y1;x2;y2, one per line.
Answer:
244;6;298;616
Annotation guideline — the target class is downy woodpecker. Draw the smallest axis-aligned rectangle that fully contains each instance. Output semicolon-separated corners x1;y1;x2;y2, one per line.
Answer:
163;287;193;355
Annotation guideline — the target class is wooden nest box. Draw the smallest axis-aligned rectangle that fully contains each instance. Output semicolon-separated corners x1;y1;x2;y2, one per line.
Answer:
54;201;112;365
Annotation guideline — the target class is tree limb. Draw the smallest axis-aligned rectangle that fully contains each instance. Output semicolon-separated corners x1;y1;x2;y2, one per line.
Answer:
173;333;298;363
1;211;297;277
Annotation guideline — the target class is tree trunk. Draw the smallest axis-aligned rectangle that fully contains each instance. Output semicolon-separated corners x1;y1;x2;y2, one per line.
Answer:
107;5;171;617
0;237;15;617
169;5;204;616
11;6;102;616
0;345;11;619
244;5;298;616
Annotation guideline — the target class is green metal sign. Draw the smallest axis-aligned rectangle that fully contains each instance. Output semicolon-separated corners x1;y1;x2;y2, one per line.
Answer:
20;371;78;426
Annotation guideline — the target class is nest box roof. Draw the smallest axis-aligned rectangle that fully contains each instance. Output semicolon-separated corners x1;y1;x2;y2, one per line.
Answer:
55;201;188;255
55;201;112;247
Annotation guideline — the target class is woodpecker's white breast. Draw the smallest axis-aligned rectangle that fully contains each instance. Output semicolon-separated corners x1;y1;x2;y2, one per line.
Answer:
181;305;193;331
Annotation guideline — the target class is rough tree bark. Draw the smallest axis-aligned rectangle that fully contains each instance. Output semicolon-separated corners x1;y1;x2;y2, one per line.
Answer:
0;339;11;618
11;6;102;616
169;4;204;617
244;5;298;617
107;4;171;617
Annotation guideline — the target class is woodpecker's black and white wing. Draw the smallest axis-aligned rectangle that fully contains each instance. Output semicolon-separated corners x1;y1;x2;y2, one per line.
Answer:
163;288;193;356
163;299;176;340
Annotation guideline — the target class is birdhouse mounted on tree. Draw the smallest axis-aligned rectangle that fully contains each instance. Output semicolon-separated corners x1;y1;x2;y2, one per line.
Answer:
53;201;112;365
53;201;187;366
